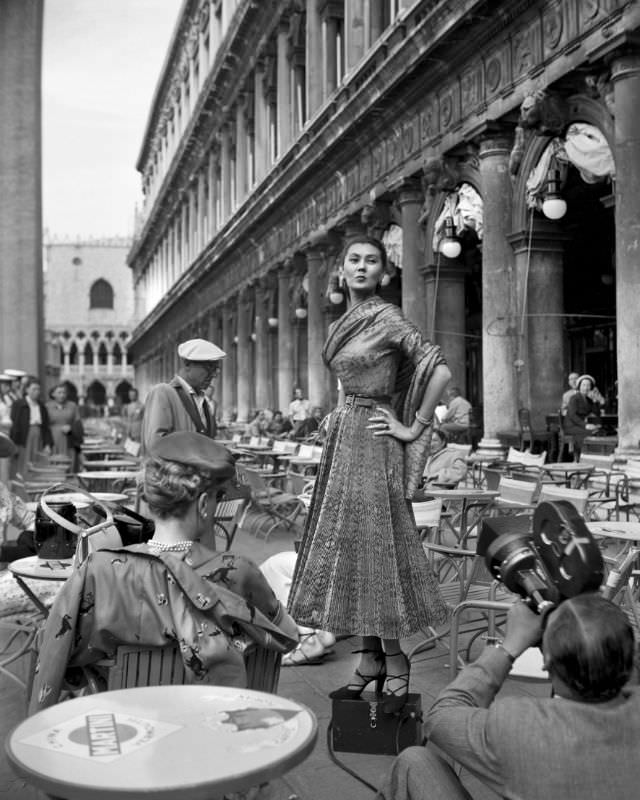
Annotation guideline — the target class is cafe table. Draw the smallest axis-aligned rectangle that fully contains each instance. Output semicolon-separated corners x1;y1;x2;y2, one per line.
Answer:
81;446;127;460
540;462;594;487
421;487;499;544
6;684;318;800
8;556;74;616
77;471;140;493
82;459;140;471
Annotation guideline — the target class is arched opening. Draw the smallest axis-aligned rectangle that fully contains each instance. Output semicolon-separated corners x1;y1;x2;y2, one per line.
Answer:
83;341;93;366
69;342;78;365
115;380;133;407
89;279;114;309
86;380;106;410
97;341;108;366
63;381;78;404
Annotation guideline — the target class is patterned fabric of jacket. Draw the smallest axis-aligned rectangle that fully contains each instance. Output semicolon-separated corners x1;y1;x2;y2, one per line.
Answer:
29;544;298;714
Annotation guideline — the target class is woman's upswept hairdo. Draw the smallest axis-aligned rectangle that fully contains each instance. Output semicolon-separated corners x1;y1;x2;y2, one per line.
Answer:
142;456;220;520
544;593;635;702
340;234;388;271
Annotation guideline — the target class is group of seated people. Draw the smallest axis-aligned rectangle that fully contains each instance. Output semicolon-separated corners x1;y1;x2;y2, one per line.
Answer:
244;405;325;442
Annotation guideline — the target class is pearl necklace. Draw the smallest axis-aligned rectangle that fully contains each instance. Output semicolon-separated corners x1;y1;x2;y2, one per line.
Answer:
147;540;193;552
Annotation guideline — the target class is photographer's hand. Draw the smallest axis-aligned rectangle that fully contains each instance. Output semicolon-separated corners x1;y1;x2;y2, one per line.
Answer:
502;600;545;659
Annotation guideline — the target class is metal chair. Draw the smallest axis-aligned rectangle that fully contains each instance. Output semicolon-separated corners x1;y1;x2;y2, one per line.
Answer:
199;498;248;551
237;465;304;540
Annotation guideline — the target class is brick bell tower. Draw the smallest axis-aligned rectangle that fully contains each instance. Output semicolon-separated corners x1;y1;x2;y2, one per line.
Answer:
0;0;45;376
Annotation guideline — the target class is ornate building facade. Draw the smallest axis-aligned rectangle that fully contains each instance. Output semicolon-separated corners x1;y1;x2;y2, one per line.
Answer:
128;0;640;456
45;238;136;413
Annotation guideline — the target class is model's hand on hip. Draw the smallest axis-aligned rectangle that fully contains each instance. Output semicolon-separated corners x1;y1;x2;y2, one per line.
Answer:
367;407;416;442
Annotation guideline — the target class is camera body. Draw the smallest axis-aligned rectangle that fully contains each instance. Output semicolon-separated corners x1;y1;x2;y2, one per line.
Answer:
477;501;604;614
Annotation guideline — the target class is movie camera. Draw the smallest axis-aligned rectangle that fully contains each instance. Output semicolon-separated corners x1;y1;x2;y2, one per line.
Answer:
477;500;604;615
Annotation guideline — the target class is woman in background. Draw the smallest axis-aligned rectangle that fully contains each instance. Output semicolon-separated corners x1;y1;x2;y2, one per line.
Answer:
46;382;81;471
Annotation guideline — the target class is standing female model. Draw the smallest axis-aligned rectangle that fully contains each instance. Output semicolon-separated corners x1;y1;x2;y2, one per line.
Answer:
289;235;450;713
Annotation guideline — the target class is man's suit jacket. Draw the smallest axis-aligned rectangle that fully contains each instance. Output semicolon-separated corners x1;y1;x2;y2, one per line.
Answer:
425;647;640;800
140;377;214;455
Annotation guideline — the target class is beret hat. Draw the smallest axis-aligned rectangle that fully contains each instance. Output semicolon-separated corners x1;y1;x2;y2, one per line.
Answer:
151;432;235;480
177;339;226;361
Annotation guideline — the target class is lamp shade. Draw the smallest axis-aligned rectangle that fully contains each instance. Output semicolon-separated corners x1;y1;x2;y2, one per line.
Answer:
440;238;462;259
268;317;278;328
295;307;308;319
542;196;567;220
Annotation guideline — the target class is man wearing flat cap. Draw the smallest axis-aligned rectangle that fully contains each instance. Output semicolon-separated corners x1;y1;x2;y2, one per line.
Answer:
140;339;225;455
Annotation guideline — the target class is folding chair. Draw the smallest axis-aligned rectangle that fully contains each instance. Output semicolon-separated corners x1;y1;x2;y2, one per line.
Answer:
537;484;589;517
201;498;247;551
238;465;304;541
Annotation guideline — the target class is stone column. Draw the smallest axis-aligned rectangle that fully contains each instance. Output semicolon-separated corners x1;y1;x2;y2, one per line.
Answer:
305;247;329;409
422;262;468;392
277;17;292;155
220;123;232;222
235;97;248;205
254;61;268;183
207;149;217;238
275;261;294;412
0;0;44;376
367;0;384;45
612;50;640;454
254;280;271;409
477;132;517;457
306;0;323;118
236;289;252;423
181;200;189;270
397;180;427;334
197;171;206;250
322;11;339;98
508;223;567;430
345;0;365;71
221;301;235;420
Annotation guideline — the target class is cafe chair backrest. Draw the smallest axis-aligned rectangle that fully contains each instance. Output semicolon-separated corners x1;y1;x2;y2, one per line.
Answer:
259;437;270;448
91;641;282;695
537;484;589;517
272;439;287;453
311;445;323;460
497;476;538;506
249;436;260;447
297;444;314;459
507;447;546;466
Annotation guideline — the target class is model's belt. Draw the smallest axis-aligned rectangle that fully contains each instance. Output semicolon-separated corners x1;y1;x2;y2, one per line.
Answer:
343;394;391;408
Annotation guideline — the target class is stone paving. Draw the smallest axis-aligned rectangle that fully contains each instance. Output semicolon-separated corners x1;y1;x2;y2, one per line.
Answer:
0;517;549;799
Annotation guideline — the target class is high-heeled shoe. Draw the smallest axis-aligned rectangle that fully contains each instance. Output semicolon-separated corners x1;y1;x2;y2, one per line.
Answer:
382;651;411;714
329;649;386;700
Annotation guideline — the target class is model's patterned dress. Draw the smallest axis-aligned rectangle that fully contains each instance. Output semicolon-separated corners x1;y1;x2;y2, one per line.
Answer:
289;297;448;638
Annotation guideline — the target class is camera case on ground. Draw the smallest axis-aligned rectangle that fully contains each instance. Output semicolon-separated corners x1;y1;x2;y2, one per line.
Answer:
331;692;423;755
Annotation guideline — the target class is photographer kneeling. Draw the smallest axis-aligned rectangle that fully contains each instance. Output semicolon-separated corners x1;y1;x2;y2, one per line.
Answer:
376;594;640;800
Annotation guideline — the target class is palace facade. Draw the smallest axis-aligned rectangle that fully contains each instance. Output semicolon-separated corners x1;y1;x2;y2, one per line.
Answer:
45;239;136;413
128;0;640;456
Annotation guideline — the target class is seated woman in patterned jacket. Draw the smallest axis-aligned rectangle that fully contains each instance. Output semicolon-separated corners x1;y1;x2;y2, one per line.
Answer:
29;432;298;714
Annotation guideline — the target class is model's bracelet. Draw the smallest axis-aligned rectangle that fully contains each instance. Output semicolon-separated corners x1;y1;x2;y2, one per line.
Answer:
491;642;515;664
415;411;434;428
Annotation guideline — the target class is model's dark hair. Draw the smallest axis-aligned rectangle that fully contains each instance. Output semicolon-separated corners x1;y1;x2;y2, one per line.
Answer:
544;594;635;702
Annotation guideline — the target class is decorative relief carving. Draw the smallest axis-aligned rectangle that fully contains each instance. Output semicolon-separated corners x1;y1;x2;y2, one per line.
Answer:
372;142;386;180
460;66;483;112
542;2;564;55
387;128;403;169
512;26;538;79
420;98;438;142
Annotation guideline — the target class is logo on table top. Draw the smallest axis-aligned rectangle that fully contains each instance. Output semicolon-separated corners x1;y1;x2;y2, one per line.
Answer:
20;709;181;763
